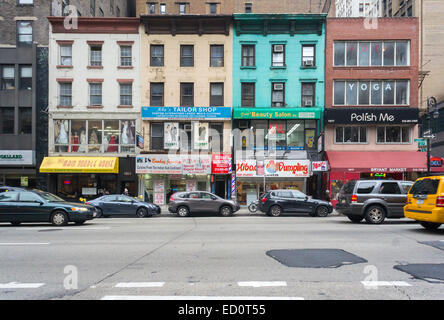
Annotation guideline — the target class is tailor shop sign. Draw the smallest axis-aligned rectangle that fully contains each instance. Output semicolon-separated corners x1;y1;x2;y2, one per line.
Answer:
325;108;419;124
0;150;34;165
142;106;232;120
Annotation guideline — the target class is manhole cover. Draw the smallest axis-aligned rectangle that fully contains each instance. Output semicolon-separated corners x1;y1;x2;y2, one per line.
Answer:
266;249;367;268
394;264;444;283
419;241;444;251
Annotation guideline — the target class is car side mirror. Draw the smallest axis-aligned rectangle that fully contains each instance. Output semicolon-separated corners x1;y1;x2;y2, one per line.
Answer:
305;196;308;201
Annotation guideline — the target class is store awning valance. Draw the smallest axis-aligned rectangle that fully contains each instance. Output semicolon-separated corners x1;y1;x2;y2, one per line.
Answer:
40;157;119;174
325;151;427;173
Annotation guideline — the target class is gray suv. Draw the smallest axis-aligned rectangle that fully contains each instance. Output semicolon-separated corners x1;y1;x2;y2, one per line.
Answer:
335;180;413;224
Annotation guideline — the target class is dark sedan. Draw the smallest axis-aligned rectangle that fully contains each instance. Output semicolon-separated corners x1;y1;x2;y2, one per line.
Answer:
86;195;161;218
168;191;240;217
0;189;96;226
259;189;333;217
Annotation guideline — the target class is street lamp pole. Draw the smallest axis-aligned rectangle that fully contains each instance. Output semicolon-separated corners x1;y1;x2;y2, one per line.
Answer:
426;97;438;176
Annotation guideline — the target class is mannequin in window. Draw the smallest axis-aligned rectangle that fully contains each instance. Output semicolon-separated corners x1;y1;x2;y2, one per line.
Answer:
107;134;118;152
71;130;79;152
89;129;100;152
78;129;87;153
56;120;69;152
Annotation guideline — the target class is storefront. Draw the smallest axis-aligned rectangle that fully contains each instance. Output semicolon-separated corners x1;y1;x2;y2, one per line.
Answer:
235;158;311;205
0;150;36;188
40;156;123;201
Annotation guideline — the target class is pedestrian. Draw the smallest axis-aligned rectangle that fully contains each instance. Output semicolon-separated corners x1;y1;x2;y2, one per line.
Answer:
123;188;129;196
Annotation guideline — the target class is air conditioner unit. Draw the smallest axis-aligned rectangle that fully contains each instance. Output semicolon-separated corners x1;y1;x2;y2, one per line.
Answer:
238;120;249;129
303;59;314;67
304;100;313;107
273;83;284;91
273;45;284;53
184;124;192;132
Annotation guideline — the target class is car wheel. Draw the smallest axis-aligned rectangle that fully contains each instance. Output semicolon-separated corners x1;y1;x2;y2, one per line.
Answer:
51;211;68;226
364;205;386;224
75;221;85;225
420;222;442;230
315;206;329;217
10;222;21;226
136;207;148;218
347;215;364;223
269;205;282;217
95;208;103;218
177;206;189;217
220;206;233;217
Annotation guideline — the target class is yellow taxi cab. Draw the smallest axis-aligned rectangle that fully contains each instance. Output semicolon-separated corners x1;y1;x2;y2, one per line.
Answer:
404;175;444;230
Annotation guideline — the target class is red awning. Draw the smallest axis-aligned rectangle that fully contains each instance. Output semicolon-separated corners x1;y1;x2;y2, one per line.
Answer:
325;151;428;173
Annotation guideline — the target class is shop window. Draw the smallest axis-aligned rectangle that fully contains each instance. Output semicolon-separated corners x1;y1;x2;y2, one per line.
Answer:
120;46;132;67
377;126;410;144
210;45;224;67
88;120;102;153
0;108;14;134
271;44;285;67
287;120;304;150
59;82;72;106
180;83;194;106
18;107;32;134
150;45;164;67
120;120;136;153
210;83;224;106
268;121;286;150
103;120;118;153
60;45;72;66
1;65;15;90
241;45;255;67
150;83;164;106
180;45;194;67
151;123;164;150
271;82;285;107
89;45;102;66
89;83;102;106
335;126;367;144
17;21;33;45
180;122;192;150
241;83;255;107
251;120;267;150
54;120;69;152
334;42;345;66
70;120;87;153
301;83;315;107
302;45;315;67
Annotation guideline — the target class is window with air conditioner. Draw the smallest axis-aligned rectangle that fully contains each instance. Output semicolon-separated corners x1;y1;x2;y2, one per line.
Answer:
272;82;285;107
272;45;285;67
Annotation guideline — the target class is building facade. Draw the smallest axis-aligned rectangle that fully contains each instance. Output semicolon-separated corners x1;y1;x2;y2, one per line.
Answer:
43;17;141;200
137;14;233;204
232;14;327;205
336;0;382;17
324;17;424;205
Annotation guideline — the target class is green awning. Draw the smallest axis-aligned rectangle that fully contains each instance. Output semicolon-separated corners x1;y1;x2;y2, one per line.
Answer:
233;107;322;120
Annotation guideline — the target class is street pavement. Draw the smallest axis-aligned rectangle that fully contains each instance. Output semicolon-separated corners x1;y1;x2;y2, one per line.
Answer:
0;210;443;300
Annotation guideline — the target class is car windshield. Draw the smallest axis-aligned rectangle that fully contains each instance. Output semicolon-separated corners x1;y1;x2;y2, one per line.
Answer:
409;179;441;195
34;191;65;202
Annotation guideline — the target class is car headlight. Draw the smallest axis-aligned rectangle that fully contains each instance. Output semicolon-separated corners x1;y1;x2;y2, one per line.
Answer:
71;207;88;212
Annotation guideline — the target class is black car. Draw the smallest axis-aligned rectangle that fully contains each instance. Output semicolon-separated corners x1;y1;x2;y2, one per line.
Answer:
86;195;161;218
0;189;96;226
259;189;333;217
168;191;240;217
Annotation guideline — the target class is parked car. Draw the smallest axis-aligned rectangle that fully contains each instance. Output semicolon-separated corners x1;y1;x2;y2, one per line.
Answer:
258;189;333;217
0;186;27;193
86;195;161;218
168;191;240;217
404;175;444;230
335;179;414;224
0;189;96;226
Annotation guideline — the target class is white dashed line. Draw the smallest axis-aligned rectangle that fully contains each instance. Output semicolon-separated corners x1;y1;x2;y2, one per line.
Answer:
361;281;411;287
0;243;50;246
115;282;165;288
0;282;45;289
238;281;287;288
101;295;304;300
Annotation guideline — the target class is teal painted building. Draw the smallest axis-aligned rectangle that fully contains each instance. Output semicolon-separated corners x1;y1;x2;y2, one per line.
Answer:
232;14;327;203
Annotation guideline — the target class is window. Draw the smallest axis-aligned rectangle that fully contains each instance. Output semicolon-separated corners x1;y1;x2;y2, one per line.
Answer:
359;42;370;66
396;41;408;66
333;80;409;106
120;83;132;106
302;45;315;67
59;83;72;106
148;3;156;14
151;123;164;150
301;83;315;107
180;45;194;67
334;42;345;66
400;182;413;193
179;3;187;14
210;45;224;67
357;182;376;194
0;108;14;134
210;83;224;106
60;45;72;66
241;45;255;67
18;0;34;4
150;45;164;67
410;179;440;195
271;83;284;107
371;42;382;65
160;3;166;14
245;3;252;13
0;192;18;202
1;65;15;90
272;44;285;67
379;182;401;195
241;83;255;107
209;123;223;152
287;120;305;150
268;121;286;149
90;83;102;106
19;108;32;134
90;45;102;66
90;0;95;16
19;65;32;90
377;126;410;143
17;21;33;45
19;192;42;202
346;42;357;66
88;120;103;152
180;83;194;106
335;126;367;143
209;3;217;14
150;83;164;106
120;46;132;66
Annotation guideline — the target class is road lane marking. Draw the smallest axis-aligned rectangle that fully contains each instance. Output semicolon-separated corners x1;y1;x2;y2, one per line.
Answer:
0;243;50;246
13;227;111;231
0;282;45;289
115;282;165;288
101;295;304;300
361;281;411;287
238;281;287;288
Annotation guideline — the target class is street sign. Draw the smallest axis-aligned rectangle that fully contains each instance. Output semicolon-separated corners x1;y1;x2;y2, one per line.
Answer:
423;129;432;135
423;134;436;139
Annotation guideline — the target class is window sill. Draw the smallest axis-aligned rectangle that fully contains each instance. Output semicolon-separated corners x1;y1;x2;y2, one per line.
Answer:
240;66;256;70
118;66;134;69
57;65;73;69
270;66;286;70
117;105;134;108
57;105;73;109
87;105;104;109
300;66;317;70
87;66;103;69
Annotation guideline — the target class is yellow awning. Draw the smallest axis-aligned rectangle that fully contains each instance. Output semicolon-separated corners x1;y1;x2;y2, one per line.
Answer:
40;157;119;174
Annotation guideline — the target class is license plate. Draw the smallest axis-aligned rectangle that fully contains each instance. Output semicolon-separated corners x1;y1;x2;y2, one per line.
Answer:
417;199;424;205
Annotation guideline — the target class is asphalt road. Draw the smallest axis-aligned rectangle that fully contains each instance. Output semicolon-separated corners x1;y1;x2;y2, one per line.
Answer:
0;212;443;300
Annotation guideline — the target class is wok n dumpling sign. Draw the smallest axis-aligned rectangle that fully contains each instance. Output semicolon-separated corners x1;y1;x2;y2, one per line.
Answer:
264;160;311;177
